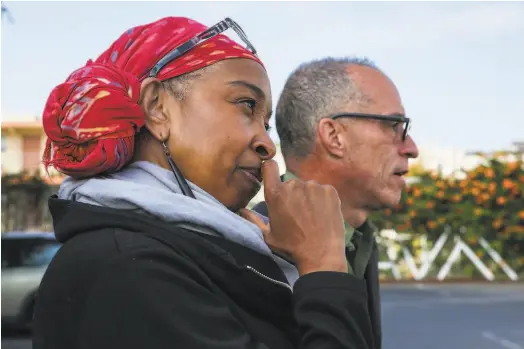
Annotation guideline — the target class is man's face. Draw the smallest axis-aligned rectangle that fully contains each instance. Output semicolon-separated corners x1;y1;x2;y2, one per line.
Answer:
339;65;419;209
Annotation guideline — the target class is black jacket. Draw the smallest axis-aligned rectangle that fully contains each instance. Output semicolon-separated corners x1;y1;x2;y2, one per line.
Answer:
252;201;382;349
33;196;376;349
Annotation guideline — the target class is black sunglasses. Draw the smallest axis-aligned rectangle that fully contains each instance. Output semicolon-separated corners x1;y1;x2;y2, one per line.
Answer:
330;112;411;141
149;17;257;78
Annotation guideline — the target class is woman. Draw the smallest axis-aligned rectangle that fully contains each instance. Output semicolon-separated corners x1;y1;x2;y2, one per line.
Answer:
33;16;375;349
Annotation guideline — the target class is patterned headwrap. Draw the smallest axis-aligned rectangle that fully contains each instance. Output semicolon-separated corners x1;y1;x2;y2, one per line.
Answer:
42;17;263;179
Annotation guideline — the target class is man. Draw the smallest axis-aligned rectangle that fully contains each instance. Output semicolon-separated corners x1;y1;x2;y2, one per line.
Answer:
253;57;419;349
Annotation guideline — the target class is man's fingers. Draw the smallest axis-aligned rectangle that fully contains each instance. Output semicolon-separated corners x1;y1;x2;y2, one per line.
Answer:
262;160;281;203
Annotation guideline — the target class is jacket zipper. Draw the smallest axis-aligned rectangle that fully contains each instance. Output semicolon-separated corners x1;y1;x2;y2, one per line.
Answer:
245;265;293;292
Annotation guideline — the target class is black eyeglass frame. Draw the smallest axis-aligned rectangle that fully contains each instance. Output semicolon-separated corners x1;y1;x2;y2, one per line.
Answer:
330;112;411;141
148;17;257;78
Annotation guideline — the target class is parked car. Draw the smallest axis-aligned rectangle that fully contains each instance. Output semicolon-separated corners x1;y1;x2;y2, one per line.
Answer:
1;232;60;329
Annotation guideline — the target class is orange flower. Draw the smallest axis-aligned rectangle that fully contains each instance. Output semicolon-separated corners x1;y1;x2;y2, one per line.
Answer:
451;194;462;203
505;161;519;175
481;193;490;202
475;196;485;205
409;210;417;218
413;187;422;198
502;179;514;190
425;201;436;209
492;219;503;230
519;210;524;220
384;208;392;216
474;208;483;216
407;198;414;205
519;175;524;183
459;180;468;188
471;187;481;196
485;168;495;179
436;191;445;199
488;182;497;194
427;221;437;229
496;196;507;206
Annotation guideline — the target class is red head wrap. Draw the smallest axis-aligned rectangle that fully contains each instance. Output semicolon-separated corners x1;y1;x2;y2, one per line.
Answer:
42;17;263;178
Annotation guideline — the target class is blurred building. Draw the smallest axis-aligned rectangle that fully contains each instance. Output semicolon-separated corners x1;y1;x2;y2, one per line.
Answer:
1;115;61;181
2;115;45;176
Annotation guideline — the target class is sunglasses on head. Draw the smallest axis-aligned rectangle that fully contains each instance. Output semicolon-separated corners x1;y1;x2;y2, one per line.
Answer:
149;17;257;78
330;112;412;141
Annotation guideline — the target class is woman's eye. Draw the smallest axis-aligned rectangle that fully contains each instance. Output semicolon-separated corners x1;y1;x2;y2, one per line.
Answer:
236;98;270;132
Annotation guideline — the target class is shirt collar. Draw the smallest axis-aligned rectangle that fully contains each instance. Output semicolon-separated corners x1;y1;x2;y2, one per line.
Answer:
282;170;357;244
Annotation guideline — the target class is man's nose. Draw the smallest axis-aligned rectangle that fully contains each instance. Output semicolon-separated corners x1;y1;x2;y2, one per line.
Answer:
400;135;419;159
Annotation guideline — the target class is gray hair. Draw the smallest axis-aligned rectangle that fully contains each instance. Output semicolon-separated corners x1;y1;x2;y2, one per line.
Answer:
162;64;216;100
276;56;380;159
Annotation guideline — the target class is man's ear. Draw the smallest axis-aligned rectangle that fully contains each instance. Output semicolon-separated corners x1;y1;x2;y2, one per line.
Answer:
139;77;171;142
317;118;346;159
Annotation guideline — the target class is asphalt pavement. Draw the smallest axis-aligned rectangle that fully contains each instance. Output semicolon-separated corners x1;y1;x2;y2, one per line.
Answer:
3;283;524;349
381;283;524;349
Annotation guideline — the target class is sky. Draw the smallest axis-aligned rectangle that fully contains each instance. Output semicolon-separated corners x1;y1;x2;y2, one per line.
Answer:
1;1;523;153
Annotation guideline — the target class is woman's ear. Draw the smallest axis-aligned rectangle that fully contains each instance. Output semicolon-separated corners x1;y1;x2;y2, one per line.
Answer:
139;77;171;142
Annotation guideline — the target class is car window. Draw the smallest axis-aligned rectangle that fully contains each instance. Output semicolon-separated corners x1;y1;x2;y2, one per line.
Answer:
1;237;61;268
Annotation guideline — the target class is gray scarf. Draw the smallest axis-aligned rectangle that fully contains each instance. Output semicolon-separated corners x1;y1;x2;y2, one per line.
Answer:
58;161;299;286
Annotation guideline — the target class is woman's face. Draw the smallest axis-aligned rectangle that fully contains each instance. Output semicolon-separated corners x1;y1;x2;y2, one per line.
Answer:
152;58;275;211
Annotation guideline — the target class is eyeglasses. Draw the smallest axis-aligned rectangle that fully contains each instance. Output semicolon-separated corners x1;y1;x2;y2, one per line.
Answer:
149;17;257;78
330;112;411;141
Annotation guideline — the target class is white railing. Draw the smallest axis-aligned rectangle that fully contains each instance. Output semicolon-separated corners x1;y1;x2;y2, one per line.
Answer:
377;227;519;281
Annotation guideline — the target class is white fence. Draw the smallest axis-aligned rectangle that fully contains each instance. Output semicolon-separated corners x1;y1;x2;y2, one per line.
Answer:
377;227;519;281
